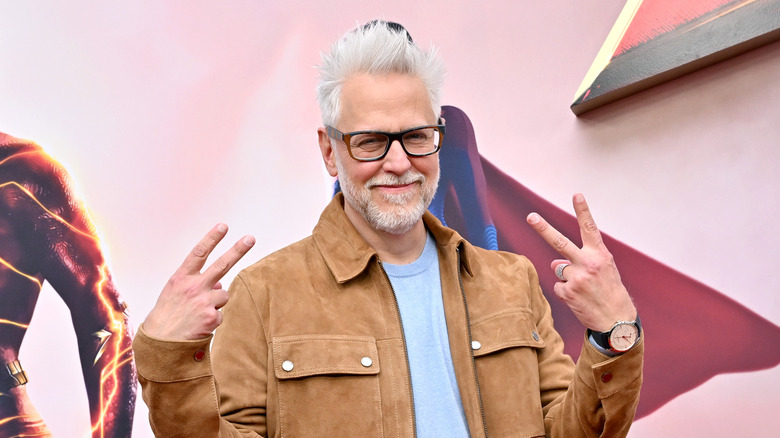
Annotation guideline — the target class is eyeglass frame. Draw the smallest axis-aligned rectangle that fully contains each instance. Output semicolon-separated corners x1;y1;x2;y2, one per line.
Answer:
326;120;445;162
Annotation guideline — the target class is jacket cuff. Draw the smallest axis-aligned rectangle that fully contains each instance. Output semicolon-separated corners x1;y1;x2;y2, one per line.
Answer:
133;324;214;383
575;332;644;399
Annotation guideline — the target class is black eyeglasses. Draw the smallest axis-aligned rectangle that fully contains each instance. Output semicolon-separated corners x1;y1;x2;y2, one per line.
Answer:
326;121;445;162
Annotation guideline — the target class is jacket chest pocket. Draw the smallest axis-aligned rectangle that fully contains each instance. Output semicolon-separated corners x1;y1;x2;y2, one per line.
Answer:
470;309;547;437
272;335;383;437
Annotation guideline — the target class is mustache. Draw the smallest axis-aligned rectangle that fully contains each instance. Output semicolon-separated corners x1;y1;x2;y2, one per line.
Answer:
366;171;425;189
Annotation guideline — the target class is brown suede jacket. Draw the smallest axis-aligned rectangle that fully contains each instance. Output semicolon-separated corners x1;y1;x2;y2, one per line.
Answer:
134;193;643;437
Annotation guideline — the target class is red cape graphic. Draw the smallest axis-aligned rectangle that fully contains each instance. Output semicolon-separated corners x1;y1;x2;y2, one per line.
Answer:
436;106;780;417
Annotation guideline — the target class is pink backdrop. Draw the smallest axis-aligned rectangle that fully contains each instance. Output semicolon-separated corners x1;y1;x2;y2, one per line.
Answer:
2;1;778;436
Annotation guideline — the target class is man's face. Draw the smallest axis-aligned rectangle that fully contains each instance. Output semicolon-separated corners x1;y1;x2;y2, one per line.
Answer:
318;73;440;235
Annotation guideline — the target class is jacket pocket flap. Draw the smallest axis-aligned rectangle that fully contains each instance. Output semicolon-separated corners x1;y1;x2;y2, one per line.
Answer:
272;335;380;379
470;309;546;357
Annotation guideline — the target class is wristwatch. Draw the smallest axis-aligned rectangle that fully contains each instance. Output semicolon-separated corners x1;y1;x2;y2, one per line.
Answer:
589;316;642;353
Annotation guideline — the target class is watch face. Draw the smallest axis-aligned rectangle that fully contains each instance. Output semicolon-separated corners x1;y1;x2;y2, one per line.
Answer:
609;322;638;352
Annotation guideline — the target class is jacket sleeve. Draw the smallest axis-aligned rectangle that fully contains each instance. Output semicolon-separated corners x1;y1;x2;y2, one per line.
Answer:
529;264;644;438
133;273;267;437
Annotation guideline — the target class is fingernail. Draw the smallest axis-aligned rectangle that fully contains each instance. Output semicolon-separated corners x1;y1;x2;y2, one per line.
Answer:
216;223;228;233
527;213;540;224
575;193;584;203
243;235;256;246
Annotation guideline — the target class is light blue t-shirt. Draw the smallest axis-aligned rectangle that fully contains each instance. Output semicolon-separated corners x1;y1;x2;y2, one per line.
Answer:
382;233;470;437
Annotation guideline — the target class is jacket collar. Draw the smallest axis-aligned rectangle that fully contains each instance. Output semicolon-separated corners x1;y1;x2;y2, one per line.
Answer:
312;193;474;284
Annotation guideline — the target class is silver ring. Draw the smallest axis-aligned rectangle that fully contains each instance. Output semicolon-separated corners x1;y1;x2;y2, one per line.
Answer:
555;263;570;281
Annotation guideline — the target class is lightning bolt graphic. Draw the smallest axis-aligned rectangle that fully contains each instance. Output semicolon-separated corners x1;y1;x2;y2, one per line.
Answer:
0;256;37;329
93;330;112;365
0;181;97;240
0;415;50;437
0;415;26;427
87;234;133;438
81;248;131;438
0;256;43;288
0;319;29;329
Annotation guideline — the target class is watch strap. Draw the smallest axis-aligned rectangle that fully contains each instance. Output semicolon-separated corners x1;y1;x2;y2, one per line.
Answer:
589;328;612;350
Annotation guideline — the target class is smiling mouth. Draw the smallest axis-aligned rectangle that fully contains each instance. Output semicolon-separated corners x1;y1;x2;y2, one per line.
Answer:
367;175;423;189
372;181;421;196
377;182;415;190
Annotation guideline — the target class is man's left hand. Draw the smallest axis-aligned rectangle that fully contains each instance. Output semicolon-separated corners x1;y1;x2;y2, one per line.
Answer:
526;193;636;332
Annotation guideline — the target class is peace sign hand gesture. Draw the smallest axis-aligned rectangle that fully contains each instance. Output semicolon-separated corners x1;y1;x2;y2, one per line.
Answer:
142;224;255;341
526;194;636;332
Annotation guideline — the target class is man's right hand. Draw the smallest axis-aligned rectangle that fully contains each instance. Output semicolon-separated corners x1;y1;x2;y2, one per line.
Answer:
142;224;255;341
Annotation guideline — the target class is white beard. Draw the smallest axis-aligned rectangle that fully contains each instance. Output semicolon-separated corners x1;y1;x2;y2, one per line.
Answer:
336;156;440;235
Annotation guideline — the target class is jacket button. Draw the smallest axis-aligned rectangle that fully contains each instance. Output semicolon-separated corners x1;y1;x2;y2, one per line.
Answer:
601;372;613;383
193;350;205;362
471;341;481;350
361;357;373;367
532;331;540;341
282;360;294;372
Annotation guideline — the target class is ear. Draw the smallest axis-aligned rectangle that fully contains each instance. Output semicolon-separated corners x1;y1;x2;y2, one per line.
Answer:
317;127;339;177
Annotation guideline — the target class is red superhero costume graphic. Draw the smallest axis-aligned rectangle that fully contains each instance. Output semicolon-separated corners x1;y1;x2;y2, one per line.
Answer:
0;132;136;437
434;106;780;417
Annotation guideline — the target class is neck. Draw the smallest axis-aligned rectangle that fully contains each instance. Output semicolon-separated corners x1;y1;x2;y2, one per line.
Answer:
344;203;428;265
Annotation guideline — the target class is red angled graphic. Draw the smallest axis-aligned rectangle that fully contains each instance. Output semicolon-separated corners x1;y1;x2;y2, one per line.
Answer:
571;0;780;114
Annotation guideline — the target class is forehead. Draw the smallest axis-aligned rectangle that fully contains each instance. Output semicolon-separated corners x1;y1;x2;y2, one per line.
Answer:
339;73;435;131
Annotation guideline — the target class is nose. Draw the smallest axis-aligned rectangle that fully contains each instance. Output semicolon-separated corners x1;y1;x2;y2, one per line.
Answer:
381;139;412;174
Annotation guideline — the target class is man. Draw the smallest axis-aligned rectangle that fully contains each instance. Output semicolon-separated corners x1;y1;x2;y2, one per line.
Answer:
134;21;642;437
0;132;136;437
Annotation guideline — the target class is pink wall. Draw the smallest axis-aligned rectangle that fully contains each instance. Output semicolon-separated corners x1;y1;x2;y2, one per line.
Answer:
2;1;777;436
